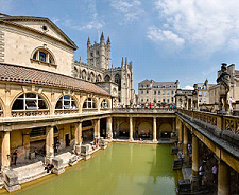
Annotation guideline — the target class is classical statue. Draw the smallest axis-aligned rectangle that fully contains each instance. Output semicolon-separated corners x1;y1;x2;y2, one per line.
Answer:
216;63;229;111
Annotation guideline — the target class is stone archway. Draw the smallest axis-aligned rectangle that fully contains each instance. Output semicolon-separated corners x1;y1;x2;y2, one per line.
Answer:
158;123;172;138
138;122;152;138
119;122;129;138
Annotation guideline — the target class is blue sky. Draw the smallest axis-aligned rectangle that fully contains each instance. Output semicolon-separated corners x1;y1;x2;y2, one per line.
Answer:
1;0;239;92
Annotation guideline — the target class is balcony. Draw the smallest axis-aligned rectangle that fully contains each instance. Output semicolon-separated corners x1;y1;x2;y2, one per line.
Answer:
12;109;50;117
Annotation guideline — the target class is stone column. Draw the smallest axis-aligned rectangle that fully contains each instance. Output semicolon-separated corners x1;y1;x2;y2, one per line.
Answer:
218;161;230;195
93;119;100;139
107;117;113;140
190;134;199;189
153;117;157;142
178;121;183;146
129;117;134;141
183;126;189;163
97;119;100;139
74;123;79;145
22;129;31;159
46;126;54;163
1;131;11;170
78;122;82;145
74;122;82;155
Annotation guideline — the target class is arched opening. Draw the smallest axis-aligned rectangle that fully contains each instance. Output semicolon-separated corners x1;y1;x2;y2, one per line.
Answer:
101;99;108;109
31;47;55;65
55;95;78;110
83;98;97;109
82;70;87;80
104;75;110;82
119;122;129;138
115;74;121;90
96;74;102;82
138;122;152;139
0;103;2;117
89;72;95;82
12;93;48;110
159;123;172;138
12;93;49;117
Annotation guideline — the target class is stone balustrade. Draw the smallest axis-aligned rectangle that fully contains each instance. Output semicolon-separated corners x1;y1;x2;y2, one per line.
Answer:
12;109;50;117
113;108;176;113
54;109;79;115
178;109;239;134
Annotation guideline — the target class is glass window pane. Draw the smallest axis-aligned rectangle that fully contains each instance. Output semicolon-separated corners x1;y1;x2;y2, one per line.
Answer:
38;100;47;109
12;99;23;110
83;102;87;108
64;95;70;100
25;100;37;110
25;93;36;98
88;102;91;108
55;101;63;109
39;52;46;62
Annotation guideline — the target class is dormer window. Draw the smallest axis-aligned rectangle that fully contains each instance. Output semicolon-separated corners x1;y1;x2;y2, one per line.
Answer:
31;47;55;66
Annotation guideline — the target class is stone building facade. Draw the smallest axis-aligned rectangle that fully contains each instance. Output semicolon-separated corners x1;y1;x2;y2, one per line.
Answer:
138;80;180;105
0;13;114;173
73;33;135;106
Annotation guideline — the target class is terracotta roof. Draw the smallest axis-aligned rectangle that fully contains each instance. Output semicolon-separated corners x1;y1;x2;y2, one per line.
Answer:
0;63;109;96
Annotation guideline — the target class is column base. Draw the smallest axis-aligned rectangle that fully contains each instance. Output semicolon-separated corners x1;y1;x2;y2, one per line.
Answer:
129;138;134;142
153;139;157;142
190;175;200;190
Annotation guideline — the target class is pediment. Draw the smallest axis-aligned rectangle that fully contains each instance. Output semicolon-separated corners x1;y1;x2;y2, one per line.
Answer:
0;16;77;49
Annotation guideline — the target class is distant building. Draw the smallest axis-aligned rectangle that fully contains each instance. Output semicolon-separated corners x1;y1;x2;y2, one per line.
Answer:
175;89;193;109
138;80;180;104
73;33;135;106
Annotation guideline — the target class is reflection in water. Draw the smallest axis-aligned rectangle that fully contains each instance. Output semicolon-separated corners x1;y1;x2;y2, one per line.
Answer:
5;143;178;195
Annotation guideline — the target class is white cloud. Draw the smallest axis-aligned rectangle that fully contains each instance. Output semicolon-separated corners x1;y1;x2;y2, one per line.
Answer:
147;26;185;47
62;0;104;31
184;85;194;90
110;0;144;23
152;0;239;55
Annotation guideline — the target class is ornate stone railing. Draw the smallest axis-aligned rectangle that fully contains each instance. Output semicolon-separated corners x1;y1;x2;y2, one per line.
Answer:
12;109;50;117
82;108;99;112
223;116;239;134
179;109;239;134
113;108;176;113
54;109;79;115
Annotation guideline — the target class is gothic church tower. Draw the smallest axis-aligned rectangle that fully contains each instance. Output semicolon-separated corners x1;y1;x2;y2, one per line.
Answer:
87;32;110;69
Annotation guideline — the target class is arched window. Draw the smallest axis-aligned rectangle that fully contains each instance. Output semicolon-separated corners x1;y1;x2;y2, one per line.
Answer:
89;72;95;82
104;75;110;82
115;74;121;90
55;95;77;110
101;99;108;108
83;98;96;109
82;70;87;80
12;93;47;110
31;48;55;65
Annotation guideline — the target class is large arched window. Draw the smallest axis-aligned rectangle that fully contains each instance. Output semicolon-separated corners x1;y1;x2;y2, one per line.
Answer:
12;93;47;110
101;99;108;108
55;95;78;110
104;75;110;82
31;48;55;65
96;74;102;82
83;98;96;109
115;74;121;90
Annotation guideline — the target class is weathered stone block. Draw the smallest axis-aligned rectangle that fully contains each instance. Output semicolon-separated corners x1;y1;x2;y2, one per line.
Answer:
81;144;90;155
52;157;65;175
75;145;81;155
3;170;21;192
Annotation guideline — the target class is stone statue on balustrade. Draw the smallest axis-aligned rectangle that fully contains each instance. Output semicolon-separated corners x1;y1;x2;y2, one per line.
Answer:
216;63;229;111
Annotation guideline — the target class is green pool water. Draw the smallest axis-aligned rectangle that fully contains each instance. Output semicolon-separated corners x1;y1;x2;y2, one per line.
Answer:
5;143;179;195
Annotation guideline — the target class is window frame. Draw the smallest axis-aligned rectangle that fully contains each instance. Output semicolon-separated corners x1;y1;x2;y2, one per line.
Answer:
55;95;78;110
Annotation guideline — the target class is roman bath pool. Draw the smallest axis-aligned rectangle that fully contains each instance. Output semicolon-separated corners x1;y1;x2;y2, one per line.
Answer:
1;143;181;195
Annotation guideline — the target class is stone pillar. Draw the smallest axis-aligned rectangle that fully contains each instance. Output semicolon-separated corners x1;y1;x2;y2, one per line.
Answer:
93;119;100;139
1;131;11;170
218;161;230;195
183;126;189;163
74;123;79;145
22;129;31;159
97;119;100;139
153;117;157;142
46;126;54;163
129;117;134;141
190;134;199;189
178;121;183;146
107;117;113;140
78;122;82;145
